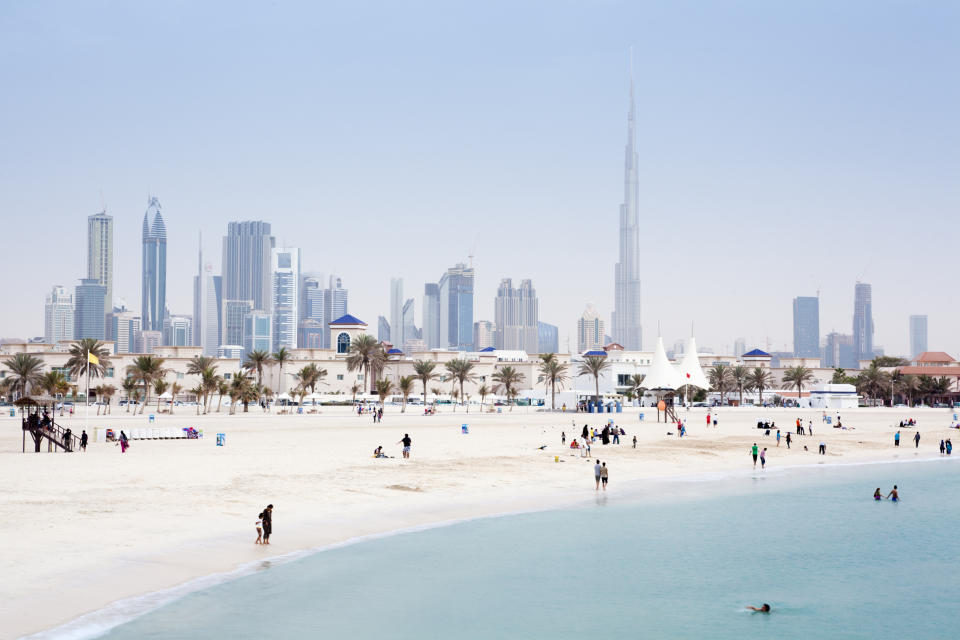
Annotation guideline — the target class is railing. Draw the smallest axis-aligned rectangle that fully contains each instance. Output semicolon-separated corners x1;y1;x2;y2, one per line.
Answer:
21;415;79;452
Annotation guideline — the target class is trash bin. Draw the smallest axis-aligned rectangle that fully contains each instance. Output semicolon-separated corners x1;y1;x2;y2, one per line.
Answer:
149;414;155;423
639;413;645;421
216;433;225;446
461;424;469;434
615;402;622;413
8;408;14;417
588;403;594;413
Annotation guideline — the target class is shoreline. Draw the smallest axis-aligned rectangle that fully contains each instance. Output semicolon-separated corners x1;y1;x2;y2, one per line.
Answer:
22;451;958;640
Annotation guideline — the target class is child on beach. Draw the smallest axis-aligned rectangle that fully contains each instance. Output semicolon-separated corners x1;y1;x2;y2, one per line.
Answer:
760;448;766;469
255;512;263;544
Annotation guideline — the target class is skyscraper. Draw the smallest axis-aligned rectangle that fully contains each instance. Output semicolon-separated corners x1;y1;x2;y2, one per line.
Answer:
44;285;74;346
909;315;928;358
110;311;141;354
222;221;275;311
242;311;272;354
422;283;440;349
75;278;107;340
611;63;642;351
852;282;874;364
222;299;253;347
494;278;538;353
538;321;559;355
473;320;496;351
163;315;193;347
141;197;167;331
270;247;300;350
87;211;113;312
390;278;404;349
377;315;391;343
824;332;856;369
439;263;474;351
199;265;222;357
401;298;416;351
577;304;605;353
792;296;820;358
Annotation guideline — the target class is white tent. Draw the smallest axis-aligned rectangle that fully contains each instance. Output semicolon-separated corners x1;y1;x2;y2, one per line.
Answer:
676;336;709;389
275;392;293;401
158;391;173;399
644;336;682;390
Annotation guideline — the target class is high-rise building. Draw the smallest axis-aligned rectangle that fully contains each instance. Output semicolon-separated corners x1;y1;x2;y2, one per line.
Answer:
422;283;440;349
611;64;642;351
75;278;107;340
734;337;746;358
270;247;300;350
401;298;416;352
199;266;222;357
538;322;559;355
110;311;141;354
87;211;113;312
439;263;474;351
823;332;857;369
473;320;496;351
793;296;820;358
853;283;874;364
163;315;193;347
322;276;349;349
390;278;404;349
378;315;391;343
577;304;605;353
909;315;928;358
44;286;74;346
136;330;162;354
222;221;275;312
297;319;325;349
141;197;167;332
222;299;253;347
242;311;273;354
494;278;538;353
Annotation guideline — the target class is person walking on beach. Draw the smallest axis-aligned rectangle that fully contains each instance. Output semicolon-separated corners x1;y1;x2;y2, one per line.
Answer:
894;431;901;447
808;421;813;437
914;432;921;448
632;435;637;449
760;448;767;470
594;460;602;491
751;443;759;469
561;431;566;445
582;425;589;441
261;504;273;543
886;486;899;502
600;462;609;490
706;412;711;428
255;512;263;544
819;441;826;455
776;430;781;447
785;432;791;449
947;439;953;455
398;433;412;459
118;430;130;453
80;429;88;452
940;439;946;455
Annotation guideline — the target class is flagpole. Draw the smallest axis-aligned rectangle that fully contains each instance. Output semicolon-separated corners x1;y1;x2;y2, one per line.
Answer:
86;348;90;436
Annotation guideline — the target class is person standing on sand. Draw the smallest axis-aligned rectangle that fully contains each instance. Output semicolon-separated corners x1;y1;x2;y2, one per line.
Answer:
785;432;791;449
80;430;88;451
819;441;826;455
914;432;920;448
894;431;900;447
751;443;759;469
760;448;766;469
940;439;946;455
947;439;953;455
776;430;781;447
262;504;273;543
594;460;602;490
600;462;609;490
706;412;711;428
632;435;637;449
398;433;412;459
582;425;589;440
561;431;566;445
808;421;813;437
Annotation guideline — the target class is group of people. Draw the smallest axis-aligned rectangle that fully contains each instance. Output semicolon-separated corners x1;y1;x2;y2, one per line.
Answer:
940;439;953;455
873;486;899;502
254;504;273;544
357;404;384;422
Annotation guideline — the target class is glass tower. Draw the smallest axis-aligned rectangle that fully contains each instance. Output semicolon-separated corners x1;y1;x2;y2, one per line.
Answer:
792;296;820;358
141;197;167;332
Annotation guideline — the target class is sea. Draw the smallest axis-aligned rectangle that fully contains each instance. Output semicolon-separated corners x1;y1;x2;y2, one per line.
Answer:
37;458;960;639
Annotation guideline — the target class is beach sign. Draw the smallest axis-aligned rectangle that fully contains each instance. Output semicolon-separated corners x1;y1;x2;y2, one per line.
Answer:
462;424;469;434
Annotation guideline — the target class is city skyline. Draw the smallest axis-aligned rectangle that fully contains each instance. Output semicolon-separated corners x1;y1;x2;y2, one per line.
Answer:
2;2;959;356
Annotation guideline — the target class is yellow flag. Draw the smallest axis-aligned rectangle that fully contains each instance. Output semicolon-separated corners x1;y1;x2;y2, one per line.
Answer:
88;352;99;365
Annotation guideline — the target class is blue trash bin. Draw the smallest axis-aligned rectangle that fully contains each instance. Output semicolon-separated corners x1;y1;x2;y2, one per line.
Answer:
149;414;155;423
639;412;645;421
588;403;594;414
462;424;469;434
616;402;622;413
216;433;225;446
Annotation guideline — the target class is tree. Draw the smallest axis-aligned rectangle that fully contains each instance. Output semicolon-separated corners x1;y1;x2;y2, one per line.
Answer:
40;371;70;411
730;365;749;406
577;355;611;409
445;358;477;412
168;382;182;415
126;355;168;414
492;366;524;411
100;384;116;414
375;377;394;407
746;367;774;405
190;384;204;415
854;362;890;406
243;350;273;390
782;365;816;404
186;355;215;377
350;383;361;405
630;374;647;404
153;378;169;412
201;367;221;413
831;368;849;384
398;375;416;413
873;355;910;368
2;353;45;399
293;364;326;396
216;380;229;412
272;347;291;393
346;334;385;394
121;377;139;413
894;373;918;406
231;369;257;413
477;384;490;411
65;339;112;383
413;360;439;410
538;354;569;411
708;364;733;405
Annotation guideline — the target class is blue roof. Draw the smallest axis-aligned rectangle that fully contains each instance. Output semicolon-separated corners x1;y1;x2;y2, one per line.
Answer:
584;350;608;357
479;347;496;352
386;348;403;355
743;348;770;357
329;314;366;326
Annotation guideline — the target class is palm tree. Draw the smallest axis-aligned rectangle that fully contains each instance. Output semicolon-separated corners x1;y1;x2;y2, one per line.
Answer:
153;378;169;412
350;383;361;405
126;355;168;414
100;383;116;414
186;355;215;378
272;347;291;393
3;353;45;400
214;380;228;412
896;374;919;406
190;384;204;415
375;377;394;407
782;365;817;404
492;366;525;411
65;339;112;383
121;377;138;412
477;384;490;411
40;371;70;410
746;367;774;405
231;369;258;412
831;368;849;384
412;360;439;409
445;358;477;412
345;334;385;394
854;362;890;406
242;350;273;390
228;371;248;415
577;355;611;410
538;354;569;411
398;375;416;412
168;382;182;414
708;364;733;405
730;365;749;406
199;367;220;413
630;374;647;404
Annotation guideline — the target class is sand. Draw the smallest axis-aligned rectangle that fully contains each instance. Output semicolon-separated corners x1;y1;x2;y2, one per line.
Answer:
3;404;956;639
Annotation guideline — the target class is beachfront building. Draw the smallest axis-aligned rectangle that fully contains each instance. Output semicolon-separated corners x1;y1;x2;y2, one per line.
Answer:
141;197;167;332
74;278;106;340
87;211;113;312
270;247;300;351
494;278;538;354
910;315;928;359
793;295;819;358
44;286;74;347
439;262;474;351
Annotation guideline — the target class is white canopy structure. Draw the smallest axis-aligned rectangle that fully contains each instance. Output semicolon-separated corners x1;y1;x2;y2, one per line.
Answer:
677;336;709;389
643;336;682;390
275;392;293;401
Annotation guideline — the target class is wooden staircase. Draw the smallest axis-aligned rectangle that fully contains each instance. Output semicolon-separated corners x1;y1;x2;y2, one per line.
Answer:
22;415;78;453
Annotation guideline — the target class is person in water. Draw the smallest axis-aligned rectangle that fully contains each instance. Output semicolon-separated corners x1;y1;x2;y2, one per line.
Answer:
886;485;899;502
747;604;771;613
874;488;882;501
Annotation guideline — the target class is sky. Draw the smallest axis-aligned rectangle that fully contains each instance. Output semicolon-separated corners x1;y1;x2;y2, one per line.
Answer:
1;0;958;356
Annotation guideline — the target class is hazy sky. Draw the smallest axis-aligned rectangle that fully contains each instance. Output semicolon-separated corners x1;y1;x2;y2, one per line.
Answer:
2;1;958;356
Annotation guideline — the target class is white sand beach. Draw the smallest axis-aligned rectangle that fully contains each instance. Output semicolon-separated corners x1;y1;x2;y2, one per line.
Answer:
3;405;957;639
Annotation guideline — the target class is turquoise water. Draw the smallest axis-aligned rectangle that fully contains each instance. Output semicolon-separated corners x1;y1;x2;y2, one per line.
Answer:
97;461;957;639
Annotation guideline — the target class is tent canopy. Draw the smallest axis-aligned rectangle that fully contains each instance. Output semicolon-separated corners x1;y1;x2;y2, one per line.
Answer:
643;337;681;390
677;336;709;389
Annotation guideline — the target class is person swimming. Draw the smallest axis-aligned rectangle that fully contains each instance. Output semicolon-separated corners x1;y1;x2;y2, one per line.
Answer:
886;485;899;502
747;604;771;613
874;488;882;501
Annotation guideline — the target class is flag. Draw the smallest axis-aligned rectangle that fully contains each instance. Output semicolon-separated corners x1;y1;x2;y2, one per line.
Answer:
88;352;99;365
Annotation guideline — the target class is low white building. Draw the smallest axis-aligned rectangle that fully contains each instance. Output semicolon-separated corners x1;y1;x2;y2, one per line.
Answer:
808;383;859;409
